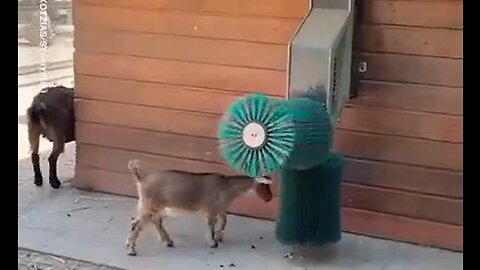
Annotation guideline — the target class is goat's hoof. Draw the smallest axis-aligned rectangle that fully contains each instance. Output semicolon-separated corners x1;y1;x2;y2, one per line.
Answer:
33;176;43;187
126;247;137;256
209;241;219;249
34;176;43;186
215;231;224;242
166;241;174;248
49;177;61;189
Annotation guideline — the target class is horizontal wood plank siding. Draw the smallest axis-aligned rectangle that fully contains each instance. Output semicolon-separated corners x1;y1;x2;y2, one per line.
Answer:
73;4;301;44
74;52;286;96
357;25;462;58
75;166;463;251
358;53;462;87
362;0;463;29
351;81;462;115
76;142;462;225
74;30;287;70
73;0;463;250
76;0;309;19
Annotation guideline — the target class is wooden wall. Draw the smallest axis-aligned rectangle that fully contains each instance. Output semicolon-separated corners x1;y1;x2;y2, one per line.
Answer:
72;0;308;222
73;0;463;251
338;0;463;251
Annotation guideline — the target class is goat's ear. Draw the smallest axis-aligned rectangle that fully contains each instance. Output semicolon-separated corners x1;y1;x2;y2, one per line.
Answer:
255;177;272;185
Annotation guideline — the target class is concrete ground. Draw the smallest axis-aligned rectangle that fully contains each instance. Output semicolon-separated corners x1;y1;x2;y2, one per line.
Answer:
17;144;463;270
18;28;463;270
18;248;121;270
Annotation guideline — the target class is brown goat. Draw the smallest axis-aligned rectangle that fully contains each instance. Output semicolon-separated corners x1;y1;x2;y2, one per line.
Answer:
26;85;75;189
126;159;273;256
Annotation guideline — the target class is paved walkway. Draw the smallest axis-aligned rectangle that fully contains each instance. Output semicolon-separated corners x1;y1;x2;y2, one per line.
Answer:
18;248;121;270
17;144;463;270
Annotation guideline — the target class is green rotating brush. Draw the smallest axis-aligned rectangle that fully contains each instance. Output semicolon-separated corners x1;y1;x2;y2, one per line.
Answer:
218;92;344;247
276;94;343;246
218;93;296;177
276;153;344;245
283;97;333;170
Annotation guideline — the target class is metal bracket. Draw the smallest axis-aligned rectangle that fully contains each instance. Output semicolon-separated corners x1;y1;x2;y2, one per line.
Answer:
287;0;355;128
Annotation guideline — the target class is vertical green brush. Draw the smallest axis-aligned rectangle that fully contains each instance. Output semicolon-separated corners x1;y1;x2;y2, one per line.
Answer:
276;153;344;245
275;94;343;246
217;92;344;246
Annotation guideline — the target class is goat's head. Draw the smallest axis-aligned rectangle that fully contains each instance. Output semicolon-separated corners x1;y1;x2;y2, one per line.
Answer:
253;176;273;202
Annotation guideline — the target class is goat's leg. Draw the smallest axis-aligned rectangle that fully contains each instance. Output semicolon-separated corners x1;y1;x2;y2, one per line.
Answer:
28;123;42;186
205;213;219;248
48;135;64;189
215;213;227;242
126;213;152;256
153;216;174;247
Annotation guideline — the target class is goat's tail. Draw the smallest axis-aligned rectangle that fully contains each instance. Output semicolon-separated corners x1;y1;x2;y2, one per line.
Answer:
26;102;47;126
128;159;146;182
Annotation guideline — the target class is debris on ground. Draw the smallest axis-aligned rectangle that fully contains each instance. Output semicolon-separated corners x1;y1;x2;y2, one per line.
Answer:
18;248;121;270
49;205;92;214
283;252;294;259
250;245;256;249
77;195;125;202
228;263;236;267
49;255;66;264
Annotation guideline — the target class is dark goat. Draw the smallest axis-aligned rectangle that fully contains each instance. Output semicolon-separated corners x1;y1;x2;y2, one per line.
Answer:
26;85;75;189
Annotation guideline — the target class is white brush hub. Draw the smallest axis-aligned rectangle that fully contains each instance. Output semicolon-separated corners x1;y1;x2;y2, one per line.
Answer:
242;122;266;149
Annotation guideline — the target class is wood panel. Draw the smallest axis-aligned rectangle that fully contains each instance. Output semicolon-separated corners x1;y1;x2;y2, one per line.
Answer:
75;122;222;164
358;25;463;58
76;140;462;224
77;131;463;198
75;124;276;193
342;207;463;252
232;199;463;251
359;53;463;87
76;76;464;133
75;75;241;114
338;106;463;143
76;99;463;171
234;200;463;252
75;99;221;139
342;183;462;225
76;142;279;195
73;4;302;44
77;89;462;143
362;0;463;29
351;81;463;115
74;29;287;70
76;143;232;176
74;52;286;96
76;0;310;19
74;167;463;251
334;130;463;171
76;76;463;142
343;158;462;199
75;166;138;197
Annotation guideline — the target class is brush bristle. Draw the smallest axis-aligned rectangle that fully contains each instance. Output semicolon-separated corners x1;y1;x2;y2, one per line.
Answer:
218;94;297;177
282;97;333;170
276;153;344;246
